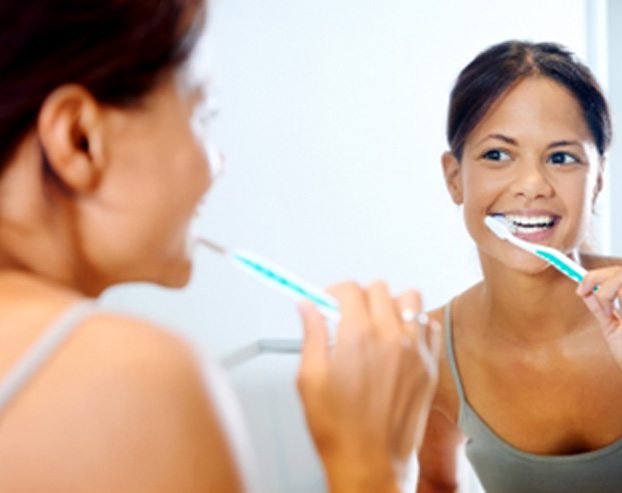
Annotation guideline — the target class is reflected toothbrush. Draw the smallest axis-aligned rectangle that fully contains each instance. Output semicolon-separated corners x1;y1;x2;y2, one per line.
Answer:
195;237;340;321
484;215;587;283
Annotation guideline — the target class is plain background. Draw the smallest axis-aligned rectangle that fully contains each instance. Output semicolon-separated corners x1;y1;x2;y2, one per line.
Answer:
101;1;619;491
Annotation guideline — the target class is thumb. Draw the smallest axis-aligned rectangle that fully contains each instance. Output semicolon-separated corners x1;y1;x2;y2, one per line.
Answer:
583;294;622;370
297;301;330;375
583;293;619;337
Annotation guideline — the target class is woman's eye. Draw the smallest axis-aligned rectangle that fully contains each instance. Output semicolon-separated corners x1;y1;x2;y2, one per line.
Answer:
481;149;511;161
548;152;580;165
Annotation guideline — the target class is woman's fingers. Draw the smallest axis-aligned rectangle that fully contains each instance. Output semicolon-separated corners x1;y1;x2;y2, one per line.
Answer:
578;267;622;295
298;281;441;466
397;289;423;332
327;282;372;338
578;267;622;321
578;267;622;371
297;301;330;395
393;291;441;453
582;294;614;331
397;289;441;371
369;281;402;337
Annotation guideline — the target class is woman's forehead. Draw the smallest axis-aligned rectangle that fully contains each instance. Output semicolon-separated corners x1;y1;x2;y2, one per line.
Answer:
467;77;591;144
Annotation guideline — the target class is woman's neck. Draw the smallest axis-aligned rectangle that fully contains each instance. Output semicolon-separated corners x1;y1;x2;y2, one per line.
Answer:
472;255;594;344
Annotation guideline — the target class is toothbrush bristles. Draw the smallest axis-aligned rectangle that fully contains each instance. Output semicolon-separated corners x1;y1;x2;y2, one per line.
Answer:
490;214;516;234
195;237;228;255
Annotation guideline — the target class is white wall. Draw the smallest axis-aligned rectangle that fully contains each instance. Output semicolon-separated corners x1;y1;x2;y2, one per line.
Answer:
607;0;622;254
101;1;594;492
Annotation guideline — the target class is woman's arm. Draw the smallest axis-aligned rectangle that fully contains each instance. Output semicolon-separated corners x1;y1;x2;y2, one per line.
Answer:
417;408;464;493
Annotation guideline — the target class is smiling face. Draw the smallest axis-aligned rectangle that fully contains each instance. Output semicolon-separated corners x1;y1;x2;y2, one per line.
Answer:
443;76;603;274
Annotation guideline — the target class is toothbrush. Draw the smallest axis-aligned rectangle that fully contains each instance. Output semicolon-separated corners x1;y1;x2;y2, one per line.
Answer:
484;215;587;283
195;237;341;322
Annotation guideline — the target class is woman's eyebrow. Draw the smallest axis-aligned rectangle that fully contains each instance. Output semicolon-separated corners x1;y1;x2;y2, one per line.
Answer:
547;140;582;149
475;133;518;147
474;135;585;149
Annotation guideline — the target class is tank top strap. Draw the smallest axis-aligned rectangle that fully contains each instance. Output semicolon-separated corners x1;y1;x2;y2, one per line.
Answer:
444;299;468;407
0;299;98;413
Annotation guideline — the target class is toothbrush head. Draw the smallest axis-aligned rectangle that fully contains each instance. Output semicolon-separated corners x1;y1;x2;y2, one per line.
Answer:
194;236;228;256
484;214;587;283
484;215;514;241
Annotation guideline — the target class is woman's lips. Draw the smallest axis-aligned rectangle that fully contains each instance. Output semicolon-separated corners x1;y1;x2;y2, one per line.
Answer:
513;224;557;243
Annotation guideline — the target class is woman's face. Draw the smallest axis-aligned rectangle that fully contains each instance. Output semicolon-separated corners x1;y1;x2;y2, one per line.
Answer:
443;76;603;274
83;37;218;289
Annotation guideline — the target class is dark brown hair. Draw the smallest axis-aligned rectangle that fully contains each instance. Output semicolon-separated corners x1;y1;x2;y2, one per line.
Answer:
447;40;612;161
0;0;205;166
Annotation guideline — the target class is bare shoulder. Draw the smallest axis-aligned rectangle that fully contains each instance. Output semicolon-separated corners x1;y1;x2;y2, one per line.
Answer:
0;309;246;493
581;252;622;269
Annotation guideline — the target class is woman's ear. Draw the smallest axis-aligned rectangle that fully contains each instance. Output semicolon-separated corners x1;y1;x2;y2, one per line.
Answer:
37;84;105;192
442;151;463;205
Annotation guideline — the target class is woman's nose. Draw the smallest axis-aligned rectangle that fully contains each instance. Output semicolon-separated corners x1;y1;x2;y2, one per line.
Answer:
510;158;553;200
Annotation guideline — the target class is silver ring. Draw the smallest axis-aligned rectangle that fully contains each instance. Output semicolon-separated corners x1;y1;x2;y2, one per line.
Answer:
400;308;428;326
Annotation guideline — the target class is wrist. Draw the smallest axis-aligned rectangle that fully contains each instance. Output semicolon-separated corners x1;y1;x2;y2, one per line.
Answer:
322;451;403;493
326;473;401;493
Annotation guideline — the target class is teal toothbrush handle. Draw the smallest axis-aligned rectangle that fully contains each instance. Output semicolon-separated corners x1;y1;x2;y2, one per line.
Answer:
534;248;587;283
231;250;340;321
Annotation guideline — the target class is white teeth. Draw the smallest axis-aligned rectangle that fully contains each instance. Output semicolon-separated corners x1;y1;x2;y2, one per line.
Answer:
513;224;550;234
501;214;556;233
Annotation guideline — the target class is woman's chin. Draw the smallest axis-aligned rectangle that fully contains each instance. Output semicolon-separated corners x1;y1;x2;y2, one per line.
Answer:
157;257;194;288
129;253;194;289
480;246;549;277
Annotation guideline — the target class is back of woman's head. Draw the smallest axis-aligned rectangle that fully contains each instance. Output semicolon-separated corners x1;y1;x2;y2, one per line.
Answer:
0;0;205;167
447;40;612;161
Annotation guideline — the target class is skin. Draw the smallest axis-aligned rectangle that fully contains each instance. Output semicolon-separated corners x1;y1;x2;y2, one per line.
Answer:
299;286;441;492
0;22;441;493
417;76;622;492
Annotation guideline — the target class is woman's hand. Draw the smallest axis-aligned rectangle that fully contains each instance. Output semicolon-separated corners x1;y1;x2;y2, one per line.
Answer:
296;282;441;493
577;267;622;370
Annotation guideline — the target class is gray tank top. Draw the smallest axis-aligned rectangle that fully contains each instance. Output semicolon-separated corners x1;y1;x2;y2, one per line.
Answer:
0;300;97;413
444;301;622;493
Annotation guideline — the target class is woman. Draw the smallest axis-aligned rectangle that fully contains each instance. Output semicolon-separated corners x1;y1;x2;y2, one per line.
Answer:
0;1;440;492
418;40;622;493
